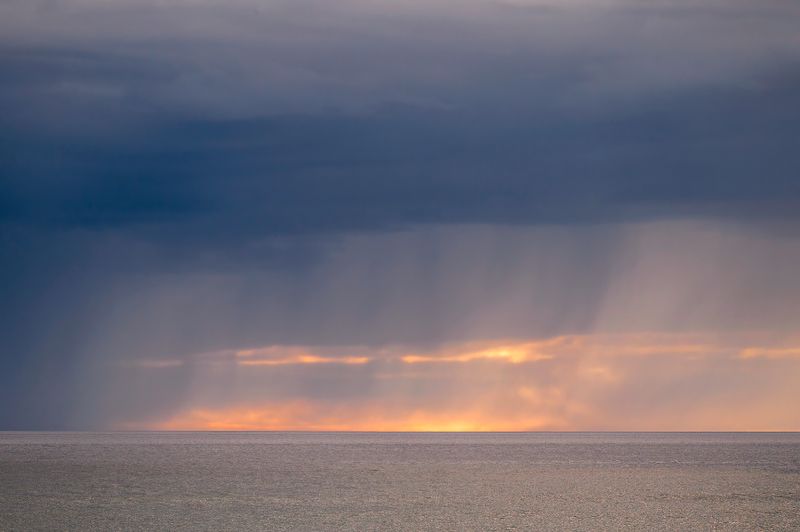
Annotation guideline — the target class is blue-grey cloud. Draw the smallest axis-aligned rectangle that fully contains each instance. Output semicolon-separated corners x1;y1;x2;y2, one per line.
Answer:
3;0;799;240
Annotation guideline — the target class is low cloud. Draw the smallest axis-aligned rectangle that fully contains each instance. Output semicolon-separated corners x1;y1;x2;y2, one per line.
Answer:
120;330;800;431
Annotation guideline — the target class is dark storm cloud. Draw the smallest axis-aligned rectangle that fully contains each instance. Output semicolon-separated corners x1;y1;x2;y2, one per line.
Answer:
4;83;800;244
2;0;800;244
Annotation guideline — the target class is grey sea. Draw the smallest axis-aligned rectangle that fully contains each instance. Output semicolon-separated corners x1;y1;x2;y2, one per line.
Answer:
1;432;799;531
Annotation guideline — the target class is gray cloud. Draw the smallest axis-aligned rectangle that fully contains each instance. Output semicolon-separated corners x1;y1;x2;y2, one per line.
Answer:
3;0;799;238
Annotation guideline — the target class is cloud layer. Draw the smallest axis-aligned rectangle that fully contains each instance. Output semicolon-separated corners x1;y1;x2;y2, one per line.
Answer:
3;0;800;241
2;1;800;429
128;331;800;431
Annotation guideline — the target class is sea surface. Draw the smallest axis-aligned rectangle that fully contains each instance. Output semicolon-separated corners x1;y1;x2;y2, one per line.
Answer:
1;432;799;530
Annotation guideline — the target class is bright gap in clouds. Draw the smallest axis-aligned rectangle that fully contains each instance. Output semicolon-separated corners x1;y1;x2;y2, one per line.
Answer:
120;331;800;431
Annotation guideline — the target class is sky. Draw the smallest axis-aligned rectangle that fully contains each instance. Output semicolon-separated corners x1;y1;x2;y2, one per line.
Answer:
1;0;800;430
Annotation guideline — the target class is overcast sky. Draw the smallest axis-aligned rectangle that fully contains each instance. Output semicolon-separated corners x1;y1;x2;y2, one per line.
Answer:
2;0;800;430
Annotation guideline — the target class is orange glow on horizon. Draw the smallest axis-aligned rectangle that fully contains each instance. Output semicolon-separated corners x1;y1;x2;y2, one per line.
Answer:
121;331;800;432
238;355;370;366
183;332;799;371
143;402;570;432
739;347;800;360
401;343;553;364
399;334;718;365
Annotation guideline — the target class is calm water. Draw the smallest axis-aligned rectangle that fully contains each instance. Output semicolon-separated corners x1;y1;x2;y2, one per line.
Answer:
1;432;799;530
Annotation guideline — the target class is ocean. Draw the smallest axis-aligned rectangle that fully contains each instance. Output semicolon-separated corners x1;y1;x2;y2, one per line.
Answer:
1;432;798;530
